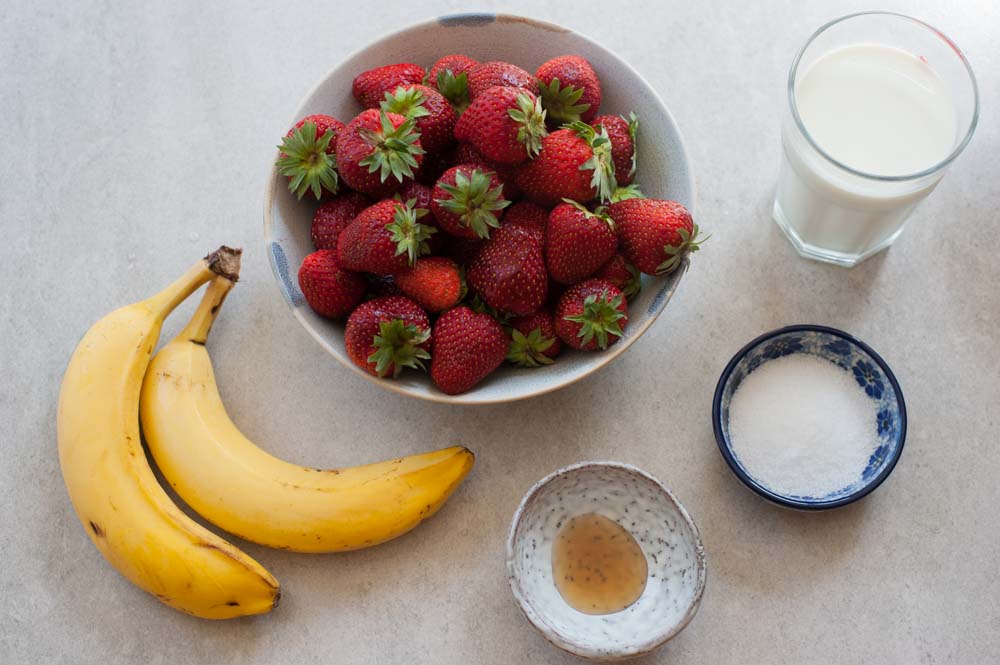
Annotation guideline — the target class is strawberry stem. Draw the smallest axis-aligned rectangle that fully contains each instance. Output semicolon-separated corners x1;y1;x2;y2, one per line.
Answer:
436;70;470;113
507;327;556;367
566;121;617;204
656;223;709;274
276;122;339;200
610;183;645;203
435;168;510;239
624;111;639;179
358;112;425;184
507;93;548;158
564;291;626;349
539;77;590;124
367;318;431;378
388;200;436;267
381;86;432;120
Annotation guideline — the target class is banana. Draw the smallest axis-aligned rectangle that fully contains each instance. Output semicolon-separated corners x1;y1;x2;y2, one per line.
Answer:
57;248;280;619
139;278;475;554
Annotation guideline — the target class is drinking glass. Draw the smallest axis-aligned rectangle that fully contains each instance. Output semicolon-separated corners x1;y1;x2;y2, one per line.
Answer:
773;12;979;267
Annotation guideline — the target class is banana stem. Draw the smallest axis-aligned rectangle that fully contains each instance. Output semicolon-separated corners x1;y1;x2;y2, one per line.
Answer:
142;247;242;319
178;276;236;344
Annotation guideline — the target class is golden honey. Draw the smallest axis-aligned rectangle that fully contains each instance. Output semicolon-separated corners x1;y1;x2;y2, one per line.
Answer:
551;513;648;614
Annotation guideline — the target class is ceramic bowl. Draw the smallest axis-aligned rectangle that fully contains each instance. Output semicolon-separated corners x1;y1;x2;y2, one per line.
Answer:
712;325;907;510
506;462;707;661
263;13;693;404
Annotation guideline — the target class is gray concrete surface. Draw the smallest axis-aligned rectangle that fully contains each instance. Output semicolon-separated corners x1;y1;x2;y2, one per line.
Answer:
2;1;998;663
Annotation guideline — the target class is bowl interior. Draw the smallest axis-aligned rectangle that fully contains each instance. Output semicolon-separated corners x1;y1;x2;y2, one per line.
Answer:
264;13;693;404
715;327;906;508
507;463;706;660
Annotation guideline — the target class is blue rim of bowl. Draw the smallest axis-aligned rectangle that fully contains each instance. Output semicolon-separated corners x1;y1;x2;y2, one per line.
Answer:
711;324;907;510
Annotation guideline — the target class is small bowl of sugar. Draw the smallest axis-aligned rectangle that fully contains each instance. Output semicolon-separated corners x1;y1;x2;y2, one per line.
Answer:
713;325;906;510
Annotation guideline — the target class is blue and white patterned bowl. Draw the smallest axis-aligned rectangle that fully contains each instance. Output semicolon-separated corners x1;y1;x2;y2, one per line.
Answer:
263;13;693;404
712;325;906;510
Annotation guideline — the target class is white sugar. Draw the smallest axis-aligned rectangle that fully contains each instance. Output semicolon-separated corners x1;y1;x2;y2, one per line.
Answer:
728;354;880;497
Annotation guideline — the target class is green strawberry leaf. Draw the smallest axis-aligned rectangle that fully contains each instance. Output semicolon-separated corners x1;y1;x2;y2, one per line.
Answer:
538;77;590;124
655;223;710;275
387;199;436;267
380;86;431;120
436;69;470;113
624;111;639;179
564;291;626;349
434;168;510;239
610;183;645;203
507;327;556;367
358;112;426;184
276;122;339;200
623;260;642;300
368;318;432;378
507;92;548;158
566;121;617;204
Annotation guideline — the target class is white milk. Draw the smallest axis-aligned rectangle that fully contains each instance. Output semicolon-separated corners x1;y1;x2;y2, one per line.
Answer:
774;43;959;264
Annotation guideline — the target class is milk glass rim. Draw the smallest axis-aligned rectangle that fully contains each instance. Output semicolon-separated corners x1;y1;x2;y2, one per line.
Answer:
788;11;980;182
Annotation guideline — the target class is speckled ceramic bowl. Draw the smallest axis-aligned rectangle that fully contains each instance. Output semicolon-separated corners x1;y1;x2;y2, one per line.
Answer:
713;325;907;510
263;13;693;404
506;462;706;661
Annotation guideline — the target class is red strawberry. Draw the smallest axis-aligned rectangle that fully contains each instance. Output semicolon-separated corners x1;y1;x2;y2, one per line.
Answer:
298;250;366;319
555;279;628;351
431;165;510;239
345;296;431;378
336;110;425;198
536;55;602;124
429;54;478;84
507;309;562;367
430;306;507;394
288;114;344;141
593;253;642;300
502;201;548;246
608;199;706;275
545;200;618;285
454;86;547;165
429;54;478;110
451;143;522;199
276;115;345;200
515;123;616;207
380;84;456;155
337;199;436;275
395;257;463;312
467;61;538;99
352;63;425;108
593;113;638;186
467;225;547;316
311;192;370;250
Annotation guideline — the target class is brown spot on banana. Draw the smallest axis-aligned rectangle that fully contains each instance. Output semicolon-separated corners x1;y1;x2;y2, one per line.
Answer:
89;521;104;537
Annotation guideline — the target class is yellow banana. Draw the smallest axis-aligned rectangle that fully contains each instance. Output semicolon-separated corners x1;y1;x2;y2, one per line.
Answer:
57;248;279;619
140;279;475;553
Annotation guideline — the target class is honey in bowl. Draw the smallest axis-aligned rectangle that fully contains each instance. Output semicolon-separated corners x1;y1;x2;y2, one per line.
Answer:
551;513;648;615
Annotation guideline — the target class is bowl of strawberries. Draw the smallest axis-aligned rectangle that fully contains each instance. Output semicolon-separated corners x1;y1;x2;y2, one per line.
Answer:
264;13;702;404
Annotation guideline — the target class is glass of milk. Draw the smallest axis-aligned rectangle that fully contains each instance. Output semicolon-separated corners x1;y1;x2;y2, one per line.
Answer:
773;12;979;267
